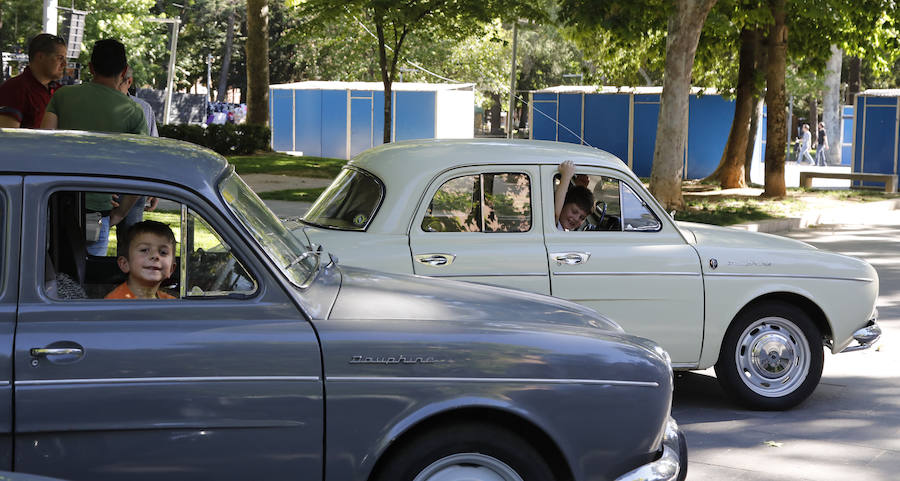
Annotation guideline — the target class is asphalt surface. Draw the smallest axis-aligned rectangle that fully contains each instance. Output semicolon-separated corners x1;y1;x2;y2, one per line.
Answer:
675;212;900;480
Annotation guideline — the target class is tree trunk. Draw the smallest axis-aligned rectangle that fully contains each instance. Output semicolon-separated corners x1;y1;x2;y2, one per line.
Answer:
846;56;861;105
762;0;787;198
824;45;842;165
745;95;764;184
808;95;817;146
706;28;760;188
216;8;235;103
649;0;718;211
245;0;269;126
490;92;502;134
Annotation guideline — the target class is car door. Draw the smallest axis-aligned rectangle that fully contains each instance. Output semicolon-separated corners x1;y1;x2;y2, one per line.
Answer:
0;177;20;470
409;165;550;295
541;165;704;365
14;176;323;481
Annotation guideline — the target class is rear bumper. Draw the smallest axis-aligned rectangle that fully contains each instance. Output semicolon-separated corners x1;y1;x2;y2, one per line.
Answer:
840;319;882;353
615;417;687;481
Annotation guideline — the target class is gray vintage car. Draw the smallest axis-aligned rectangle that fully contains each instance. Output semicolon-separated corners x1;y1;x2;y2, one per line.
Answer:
0;129;684;481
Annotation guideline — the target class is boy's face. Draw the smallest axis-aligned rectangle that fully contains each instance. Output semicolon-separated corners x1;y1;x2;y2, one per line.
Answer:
118;232;176;286
560;202;588;230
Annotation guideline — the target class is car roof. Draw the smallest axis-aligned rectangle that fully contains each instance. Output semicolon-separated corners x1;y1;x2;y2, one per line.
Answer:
0;129;228;190
349;138;633;181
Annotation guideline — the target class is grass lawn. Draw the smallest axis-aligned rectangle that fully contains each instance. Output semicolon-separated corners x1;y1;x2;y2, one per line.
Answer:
228;152;346;179
258;187;327;202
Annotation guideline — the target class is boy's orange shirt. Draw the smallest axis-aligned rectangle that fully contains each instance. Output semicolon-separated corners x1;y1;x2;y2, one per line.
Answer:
105;282;175;299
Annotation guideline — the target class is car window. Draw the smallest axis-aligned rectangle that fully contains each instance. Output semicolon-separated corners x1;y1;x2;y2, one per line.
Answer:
621;182;662;231
553;173;660;232
303;167;384;231
44;190;257;300
422;173;531;233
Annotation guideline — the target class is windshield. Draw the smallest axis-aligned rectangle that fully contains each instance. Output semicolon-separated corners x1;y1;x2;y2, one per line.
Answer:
302;167;384;230
220;172;319;287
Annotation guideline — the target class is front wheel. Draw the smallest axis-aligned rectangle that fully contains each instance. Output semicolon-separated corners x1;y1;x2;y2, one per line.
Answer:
715;301;824;410
373;423;557;481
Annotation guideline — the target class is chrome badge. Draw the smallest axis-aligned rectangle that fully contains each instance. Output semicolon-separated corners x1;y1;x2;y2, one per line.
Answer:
350;355;446;365
709;258;718;269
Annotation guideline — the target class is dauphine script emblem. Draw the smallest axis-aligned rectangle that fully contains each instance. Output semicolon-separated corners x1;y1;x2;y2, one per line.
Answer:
727;259;773;267
350;355;446;365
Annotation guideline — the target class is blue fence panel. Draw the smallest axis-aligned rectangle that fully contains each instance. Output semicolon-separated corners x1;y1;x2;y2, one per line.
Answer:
687;95;734;179
350;91;374;157
558;94;583;144
294;90;322;157
373;91;386;145
321;90;348;159
532;93;558;141
270;89;294;151
395;91;435;141
632;94;660;177
853;97;865;173
583;94;629;161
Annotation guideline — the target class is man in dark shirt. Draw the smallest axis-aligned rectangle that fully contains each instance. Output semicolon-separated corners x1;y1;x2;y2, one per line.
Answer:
0;33;67;128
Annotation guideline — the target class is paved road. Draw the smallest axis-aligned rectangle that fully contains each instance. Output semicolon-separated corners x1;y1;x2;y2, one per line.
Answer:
676;212;900;480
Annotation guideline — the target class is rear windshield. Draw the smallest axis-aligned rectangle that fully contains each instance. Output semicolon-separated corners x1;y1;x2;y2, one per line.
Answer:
302;167;384;231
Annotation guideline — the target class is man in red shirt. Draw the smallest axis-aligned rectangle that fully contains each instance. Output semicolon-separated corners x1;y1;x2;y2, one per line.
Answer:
0;33;67;128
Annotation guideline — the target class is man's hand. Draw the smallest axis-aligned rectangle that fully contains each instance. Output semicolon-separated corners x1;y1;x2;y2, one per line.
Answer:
145;197;159;211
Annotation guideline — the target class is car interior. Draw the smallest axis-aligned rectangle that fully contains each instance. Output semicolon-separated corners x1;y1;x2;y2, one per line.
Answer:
44;190;257;300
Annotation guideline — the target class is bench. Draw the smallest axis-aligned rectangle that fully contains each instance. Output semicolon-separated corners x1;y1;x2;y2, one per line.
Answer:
799;171;898;193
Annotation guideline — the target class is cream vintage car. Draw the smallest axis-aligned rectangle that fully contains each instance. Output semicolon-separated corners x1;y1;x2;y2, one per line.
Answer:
297;139;882;410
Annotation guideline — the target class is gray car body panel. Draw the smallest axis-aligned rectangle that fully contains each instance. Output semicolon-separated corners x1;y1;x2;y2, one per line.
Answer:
0;129;680;481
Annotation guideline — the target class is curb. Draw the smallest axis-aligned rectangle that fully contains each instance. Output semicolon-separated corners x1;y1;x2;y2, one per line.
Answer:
730;198;900;234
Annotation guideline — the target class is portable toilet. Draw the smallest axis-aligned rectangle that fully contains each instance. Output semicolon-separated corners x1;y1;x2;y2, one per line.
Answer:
269;81;475;159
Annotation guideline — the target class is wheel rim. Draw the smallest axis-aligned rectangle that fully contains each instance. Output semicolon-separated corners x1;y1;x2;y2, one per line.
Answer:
734;316;810;398
413;453;524;481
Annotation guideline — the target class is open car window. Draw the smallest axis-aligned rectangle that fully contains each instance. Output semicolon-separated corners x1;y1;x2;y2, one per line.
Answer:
44;190;257;300
302;167;384;231
422;172;531;233
552;173;660;232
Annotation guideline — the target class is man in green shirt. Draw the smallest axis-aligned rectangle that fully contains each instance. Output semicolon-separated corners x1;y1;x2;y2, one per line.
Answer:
42;38;147;255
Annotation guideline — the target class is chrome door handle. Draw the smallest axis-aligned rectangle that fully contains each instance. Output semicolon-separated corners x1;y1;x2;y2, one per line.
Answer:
550;252;591;265
30;348;83;357
415;253;456;267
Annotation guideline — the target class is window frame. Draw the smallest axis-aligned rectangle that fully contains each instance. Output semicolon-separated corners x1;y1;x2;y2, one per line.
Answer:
420;170;533;234
37;180;262;302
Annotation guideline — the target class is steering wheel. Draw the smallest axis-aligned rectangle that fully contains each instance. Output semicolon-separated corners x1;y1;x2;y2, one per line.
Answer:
209;256;238;292
593;201;607;227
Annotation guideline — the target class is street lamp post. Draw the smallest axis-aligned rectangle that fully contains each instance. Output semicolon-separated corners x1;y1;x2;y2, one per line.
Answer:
149;17;182;125
507;22;518;139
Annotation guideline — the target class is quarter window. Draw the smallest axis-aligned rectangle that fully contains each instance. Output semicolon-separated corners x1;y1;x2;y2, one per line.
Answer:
422;173;531;233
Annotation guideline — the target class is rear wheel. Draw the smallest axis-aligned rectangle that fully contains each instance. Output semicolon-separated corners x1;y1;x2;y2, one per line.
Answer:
373;422;557;481
715;301;824;410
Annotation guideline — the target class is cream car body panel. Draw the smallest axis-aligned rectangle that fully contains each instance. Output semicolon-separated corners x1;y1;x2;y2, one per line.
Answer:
300;139;881;409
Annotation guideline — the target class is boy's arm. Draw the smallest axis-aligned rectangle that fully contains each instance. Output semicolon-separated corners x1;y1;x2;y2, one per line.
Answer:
109;195;140;226
554;160;576;224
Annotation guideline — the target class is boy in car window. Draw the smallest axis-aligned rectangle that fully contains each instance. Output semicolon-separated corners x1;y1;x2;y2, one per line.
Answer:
105;220;177;299
554;160;594;231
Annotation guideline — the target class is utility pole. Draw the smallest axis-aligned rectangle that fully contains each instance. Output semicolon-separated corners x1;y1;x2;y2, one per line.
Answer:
149;17;182;125
506;22;518;139
43;0;58;34
206;53;213;103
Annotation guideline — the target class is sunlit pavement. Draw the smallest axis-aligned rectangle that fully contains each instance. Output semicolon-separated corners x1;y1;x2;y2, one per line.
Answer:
675;211;900;480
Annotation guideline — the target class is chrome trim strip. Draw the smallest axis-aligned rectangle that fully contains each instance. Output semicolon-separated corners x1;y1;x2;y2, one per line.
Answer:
552;271;700;277
327;376;658;387
671;363;697;370
16;376;320;386
0;381;10;387
429;273;546;278
704;272;874;282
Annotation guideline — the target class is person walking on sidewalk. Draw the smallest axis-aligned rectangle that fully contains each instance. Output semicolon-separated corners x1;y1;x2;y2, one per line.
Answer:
816;122;829;166
797;123;815;165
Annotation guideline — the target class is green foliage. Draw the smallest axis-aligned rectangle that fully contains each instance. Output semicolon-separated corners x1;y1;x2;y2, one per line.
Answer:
158;123;271;155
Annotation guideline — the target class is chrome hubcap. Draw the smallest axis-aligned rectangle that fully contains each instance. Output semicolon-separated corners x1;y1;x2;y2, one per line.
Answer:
413;453;523;481
735;317;810;397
